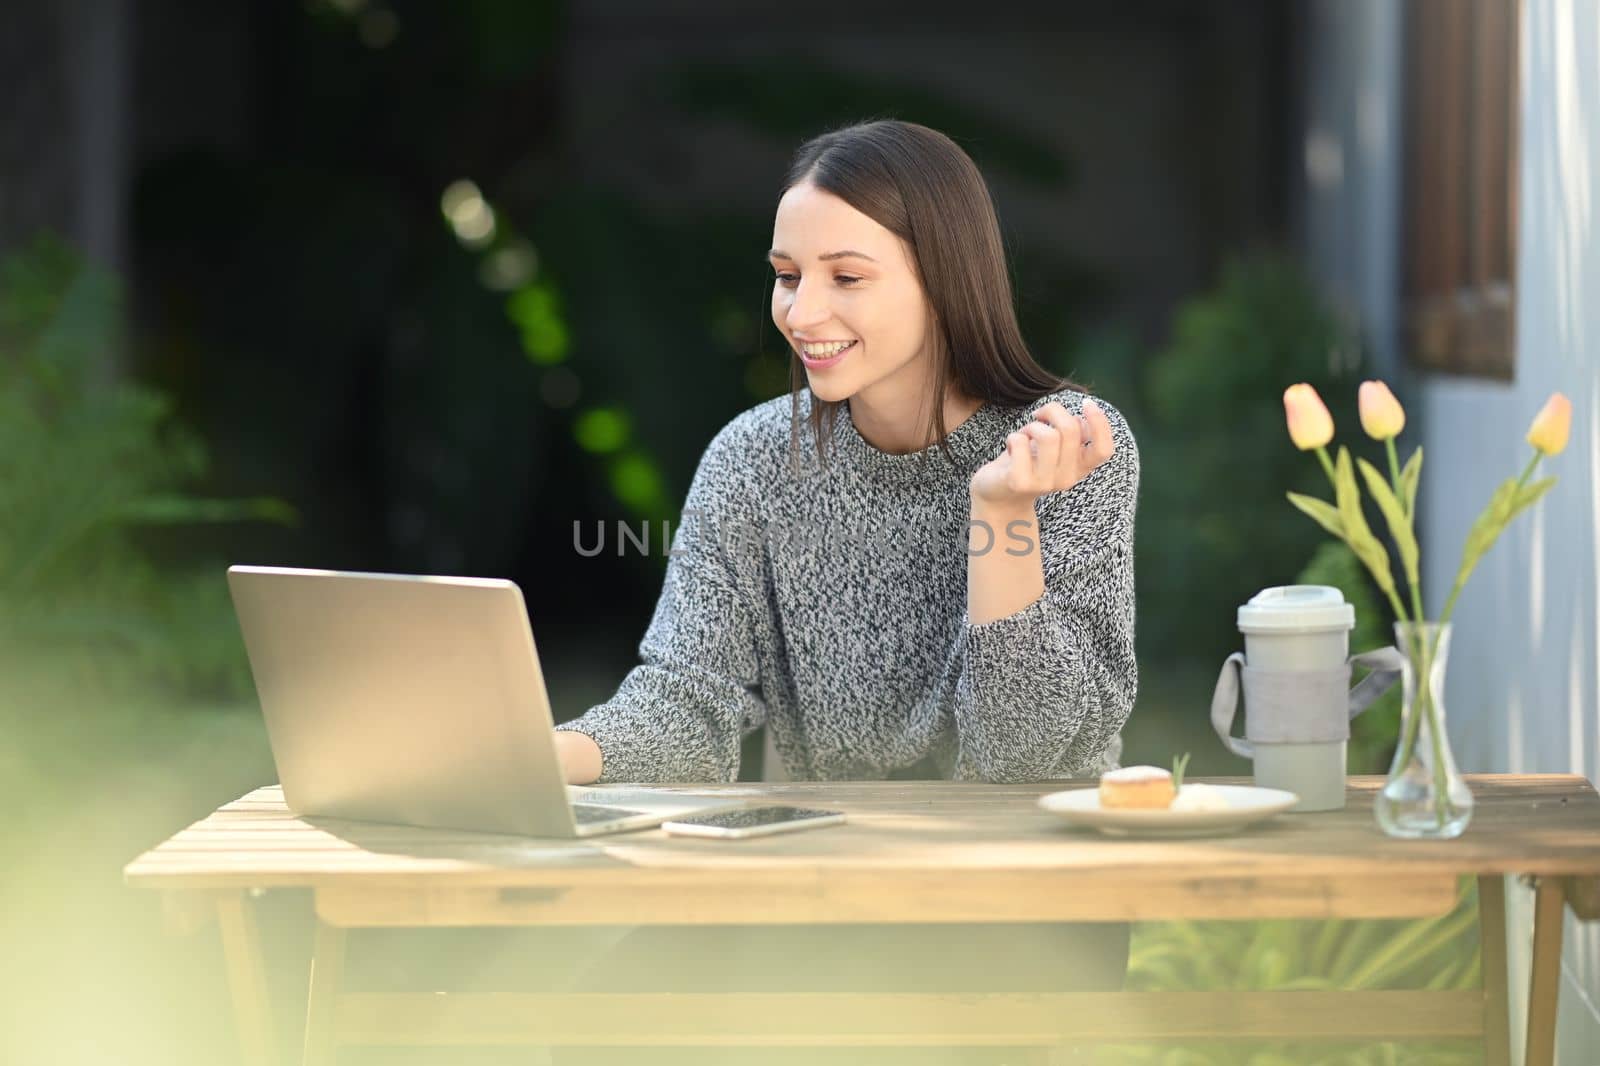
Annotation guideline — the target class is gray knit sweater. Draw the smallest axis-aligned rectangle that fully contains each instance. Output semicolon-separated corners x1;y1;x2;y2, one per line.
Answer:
560;387;1139;784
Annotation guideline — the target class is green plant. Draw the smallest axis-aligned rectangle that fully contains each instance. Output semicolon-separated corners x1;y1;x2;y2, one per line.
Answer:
1284;383;1568;635
0;233;294;698
1102;876;1483;1065
1281;382;1568;829
1137;255;1376;665
1171;752;1191;790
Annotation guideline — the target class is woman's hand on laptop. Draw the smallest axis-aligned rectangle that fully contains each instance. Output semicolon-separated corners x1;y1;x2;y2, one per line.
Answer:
554;731;603;785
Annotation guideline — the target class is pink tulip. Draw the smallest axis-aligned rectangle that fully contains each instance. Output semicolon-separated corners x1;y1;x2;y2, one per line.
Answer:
1283;384;1335;450
1358;381;1406;440
1526;393;1572;456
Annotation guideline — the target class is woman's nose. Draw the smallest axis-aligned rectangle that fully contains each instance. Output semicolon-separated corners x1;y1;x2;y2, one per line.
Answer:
785;277;831;331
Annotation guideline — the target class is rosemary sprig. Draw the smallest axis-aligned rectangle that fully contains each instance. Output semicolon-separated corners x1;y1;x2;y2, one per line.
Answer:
1172;752;1191;792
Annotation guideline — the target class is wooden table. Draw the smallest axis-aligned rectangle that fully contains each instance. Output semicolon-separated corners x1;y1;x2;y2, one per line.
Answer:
125;774;1600;1066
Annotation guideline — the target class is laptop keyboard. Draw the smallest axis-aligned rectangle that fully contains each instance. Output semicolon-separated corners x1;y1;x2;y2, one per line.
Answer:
571;803;650;825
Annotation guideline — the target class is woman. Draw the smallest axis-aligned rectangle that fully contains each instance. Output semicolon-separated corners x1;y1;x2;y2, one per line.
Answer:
553;119;1138;788
376;120;1139;1066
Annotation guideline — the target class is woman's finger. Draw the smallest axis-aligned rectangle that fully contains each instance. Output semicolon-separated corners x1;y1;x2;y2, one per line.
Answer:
1020;422;1065;486
1033;401;1071;428
1005;431;1036;491
1033;403;1083;449
1082;397;1115;465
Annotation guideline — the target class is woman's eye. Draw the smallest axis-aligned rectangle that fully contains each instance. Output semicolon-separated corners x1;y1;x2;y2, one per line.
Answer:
773;273;862;287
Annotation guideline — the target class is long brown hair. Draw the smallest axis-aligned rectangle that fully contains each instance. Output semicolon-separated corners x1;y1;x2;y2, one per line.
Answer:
776;119;1086;466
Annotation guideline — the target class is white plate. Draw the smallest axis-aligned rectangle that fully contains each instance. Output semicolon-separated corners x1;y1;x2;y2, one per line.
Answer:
1037;785;1300;838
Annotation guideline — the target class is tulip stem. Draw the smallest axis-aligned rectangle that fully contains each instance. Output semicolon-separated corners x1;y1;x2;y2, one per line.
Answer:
1386;439;1404;515
1516;450;1540;488
1384;586;1412;626
1315;446;1337;487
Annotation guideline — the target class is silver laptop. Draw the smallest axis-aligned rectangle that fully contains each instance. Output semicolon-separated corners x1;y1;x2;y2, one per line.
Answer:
225;565;742;837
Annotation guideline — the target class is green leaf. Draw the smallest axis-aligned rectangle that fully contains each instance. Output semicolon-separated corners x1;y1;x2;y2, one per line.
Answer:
1308;917;1347;972
1399;446;1423;517
1510;477;1557;521
1260;944;1290;988
1453;477;1527;593
1345;904;1478;989
1491;476;1521;522
1334;447;1396;596
1286;492;1345;540
1357;458;1420;588
1329;917;1397;979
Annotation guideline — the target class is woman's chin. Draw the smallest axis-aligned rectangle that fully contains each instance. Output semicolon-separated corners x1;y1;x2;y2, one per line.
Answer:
805;374;854;404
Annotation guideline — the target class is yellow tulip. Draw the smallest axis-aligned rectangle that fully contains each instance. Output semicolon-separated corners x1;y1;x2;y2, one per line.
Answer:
1526;392;1572;456
1358;380;1406;440
1283;384;1334;450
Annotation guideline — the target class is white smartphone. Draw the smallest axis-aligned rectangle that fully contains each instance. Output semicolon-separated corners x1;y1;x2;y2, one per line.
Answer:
660;805;847;839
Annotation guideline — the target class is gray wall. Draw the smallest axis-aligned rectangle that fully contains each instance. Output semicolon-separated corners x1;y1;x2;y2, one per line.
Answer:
1432;0;1600;1055
1295;0;1404;383
1301;0;1600;1057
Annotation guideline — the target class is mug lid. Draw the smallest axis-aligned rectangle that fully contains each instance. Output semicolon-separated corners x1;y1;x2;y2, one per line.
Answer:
1237;585;1354;633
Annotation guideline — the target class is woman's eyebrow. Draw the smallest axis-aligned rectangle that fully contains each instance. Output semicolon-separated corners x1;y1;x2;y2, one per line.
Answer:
765;249;879;263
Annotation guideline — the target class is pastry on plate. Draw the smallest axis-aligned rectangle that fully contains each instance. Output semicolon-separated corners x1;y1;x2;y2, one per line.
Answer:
1098;765;1176;809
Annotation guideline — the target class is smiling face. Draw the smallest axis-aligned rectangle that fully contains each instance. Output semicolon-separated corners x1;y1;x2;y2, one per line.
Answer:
768;182;938;412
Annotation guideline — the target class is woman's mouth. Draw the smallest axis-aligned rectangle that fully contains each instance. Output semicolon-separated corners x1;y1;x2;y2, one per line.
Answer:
798;340;857;369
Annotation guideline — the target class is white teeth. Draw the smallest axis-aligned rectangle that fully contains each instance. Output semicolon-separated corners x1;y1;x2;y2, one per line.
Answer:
801;341;853;357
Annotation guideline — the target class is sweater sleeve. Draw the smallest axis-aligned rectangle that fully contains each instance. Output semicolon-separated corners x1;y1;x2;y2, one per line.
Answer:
557;419;767;784
946;399;1140;783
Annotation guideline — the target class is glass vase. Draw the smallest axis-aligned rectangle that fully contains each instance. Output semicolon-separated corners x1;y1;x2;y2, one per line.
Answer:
1374;622;1474;839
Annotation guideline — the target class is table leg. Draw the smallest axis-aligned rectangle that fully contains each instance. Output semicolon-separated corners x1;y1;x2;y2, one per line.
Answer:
1524;875;1567;1066
215;892;279;1066
1477;875;1511;1066
303;920;348;1066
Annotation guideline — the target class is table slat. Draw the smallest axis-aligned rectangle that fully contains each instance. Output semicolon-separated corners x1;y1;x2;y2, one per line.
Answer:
331;989;1488;1045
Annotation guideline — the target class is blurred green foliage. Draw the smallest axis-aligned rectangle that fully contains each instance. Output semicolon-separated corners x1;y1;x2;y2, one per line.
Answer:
1132;254;1382;666
1111;877;1483;1065
0;234;293;699
505;281;571;365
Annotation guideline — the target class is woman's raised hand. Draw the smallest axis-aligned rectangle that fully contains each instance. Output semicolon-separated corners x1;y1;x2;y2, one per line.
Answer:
969;398;1115;509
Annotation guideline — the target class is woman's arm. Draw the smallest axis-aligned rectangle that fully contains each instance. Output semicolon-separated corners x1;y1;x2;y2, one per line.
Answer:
553;729;603;784
555;414;768;784
966;496;1046;625
947;395;1140;782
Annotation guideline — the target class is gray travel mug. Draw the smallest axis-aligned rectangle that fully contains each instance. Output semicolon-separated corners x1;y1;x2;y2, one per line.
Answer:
1210;585;1403;812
